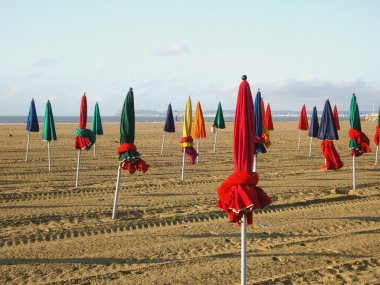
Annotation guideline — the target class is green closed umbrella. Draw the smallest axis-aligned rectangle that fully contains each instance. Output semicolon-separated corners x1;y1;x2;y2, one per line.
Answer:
92;102;103;159
213;102;225;152
375;107;380;165
112;88;149;219
42;100;57;172
348;93;371;190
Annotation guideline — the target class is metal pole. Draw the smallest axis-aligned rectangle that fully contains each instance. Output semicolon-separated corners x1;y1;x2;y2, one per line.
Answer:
297;131;301;150
160;132;166;156
48;142;51;172
196;139;199;164
213;129;218;152
93;142;96;159
112;163;122;219
25;131;30;161
308;137;313;158
241;214;247;285
181;147;186;181
253;154;257;172
375;146;379;166
75;150;81;188
353;154;356;191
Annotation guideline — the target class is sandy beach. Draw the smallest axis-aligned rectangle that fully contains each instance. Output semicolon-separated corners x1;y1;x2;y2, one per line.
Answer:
0;121;379;284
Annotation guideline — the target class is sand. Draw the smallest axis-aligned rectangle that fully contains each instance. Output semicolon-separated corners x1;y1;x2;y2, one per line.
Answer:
0;121;379;284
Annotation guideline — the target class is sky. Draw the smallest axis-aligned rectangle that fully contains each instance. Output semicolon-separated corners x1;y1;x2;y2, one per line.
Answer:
0;0;379;115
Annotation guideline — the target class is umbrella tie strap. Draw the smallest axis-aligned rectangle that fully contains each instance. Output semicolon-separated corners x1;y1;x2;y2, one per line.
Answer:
117;143;149;173
180;136;198;164
374;126;380;146
348;128;371;156
180;136;194;147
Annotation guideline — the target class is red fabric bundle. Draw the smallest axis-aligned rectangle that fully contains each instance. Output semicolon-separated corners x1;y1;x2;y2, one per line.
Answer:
374;126;380;146
217;172;272;225
180;136;198;164
74;137;92;150
348;129;371;156
320;140;343;170
117;143;149;174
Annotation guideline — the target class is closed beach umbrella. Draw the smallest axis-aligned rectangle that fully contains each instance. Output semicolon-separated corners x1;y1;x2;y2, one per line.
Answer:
42;100;57;171
213;102;225;152
217;76;272;285
161;103;175;155
297;104;309;150
253;90;269;172
348;94;371;190
318;100;343;170
112;88;149;219
260;98;266;130
180;97;198;181
333;105;340;131
374;106;380;165
308;106;319;157
192;101;206;163
264;103;274;131
25;98;39;161
92;102;103;159
74;93;96;188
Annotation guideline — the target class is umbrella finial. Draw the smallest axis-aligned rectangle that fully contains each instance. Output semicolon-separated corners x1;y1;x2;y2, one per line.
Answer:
258;88;261;91
242;75;247;80
353;93;356;96
130;87;133;91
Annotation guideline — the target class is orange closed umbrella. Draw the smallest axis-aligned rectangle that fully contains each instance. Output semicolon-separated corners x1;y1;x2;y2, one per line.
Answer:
192;101;206;163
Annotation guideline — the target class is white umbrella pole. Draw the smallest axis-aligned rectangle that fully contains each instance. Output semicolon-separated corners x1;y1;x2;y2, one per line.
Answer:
48;142;51;172
112;163;122;219
181;147;186;181
196;139;199;164
353;154;356;191
93;142;96;159
241;214;247;285
253;154;257;172
75;150;81;188
160;132;166;156
25;131;30;161
213;129;218;152
375;146;379;166
297;131;301;150
308;137;313;158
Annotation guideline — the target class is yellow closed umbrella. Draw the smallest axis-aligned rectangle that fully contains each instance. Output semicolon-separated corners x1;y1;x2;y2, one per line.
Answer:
180;97;198;181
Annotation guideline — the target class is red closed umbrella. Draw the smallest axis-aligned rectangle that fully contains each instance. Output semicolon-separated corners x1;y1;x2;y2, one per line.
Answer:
264;103;274;131
216;75;272;284
297;104;309;150
333;105;340;131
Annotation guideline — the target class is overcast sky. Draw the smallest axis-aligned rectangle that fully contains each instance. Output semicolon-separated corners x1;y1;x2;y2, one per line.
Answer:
1;0;379;115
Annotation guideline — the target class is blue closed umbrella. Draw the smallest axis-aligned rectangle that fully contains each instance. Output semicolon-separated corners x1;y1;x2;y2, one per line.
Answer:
318;99;338;141
25;98;39;161
308;106;319;157
254;90;266;154
161;103;175;155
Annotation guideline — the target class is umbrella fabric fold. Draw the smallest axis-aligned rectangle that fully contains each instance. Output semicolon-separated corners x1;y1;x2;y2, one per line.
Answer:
308;106;319;138
260;98;271;149
298;104;309;130
192;101;206;139
92;102;103;135
318;99;342;170
74;94;96;150
213;102;225;129
349;94;371;157
42;101;57;141
118;88;149;173
254;90;267;153
164;103;175;132
217;77;271;226
373;107;380;146
264;103;274;131
180;97;198;164
333;105;340;131
26;99;39;132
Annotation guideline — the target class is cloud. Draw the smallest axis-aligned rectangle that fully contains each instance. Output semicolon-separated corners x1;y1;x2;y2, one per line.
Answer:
151;44;189;56
33;56;66;67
